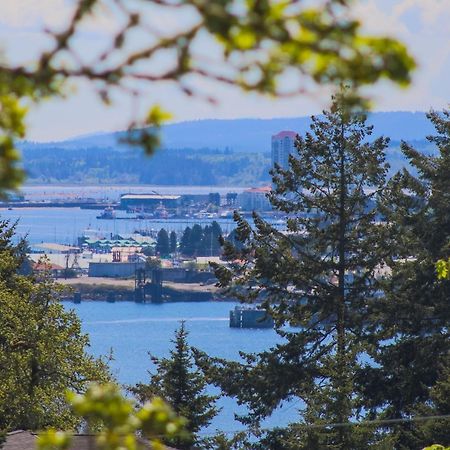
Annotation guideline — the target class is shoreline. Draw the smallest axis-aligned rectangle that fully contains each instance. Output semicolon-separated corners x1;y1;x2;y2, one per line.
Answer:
58;277;224;302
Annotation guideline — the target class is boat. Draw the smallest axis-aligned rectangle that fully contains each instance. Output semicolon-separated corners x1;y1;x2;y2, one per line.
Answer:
220;210;234;218
96;206;116;220
194;211;218;219
153;202;169;219
136;212;154;220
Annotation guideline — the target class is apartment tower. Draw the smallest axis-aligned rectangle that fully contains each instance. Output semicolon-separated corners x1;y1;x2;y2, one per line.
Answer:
271;130;297;170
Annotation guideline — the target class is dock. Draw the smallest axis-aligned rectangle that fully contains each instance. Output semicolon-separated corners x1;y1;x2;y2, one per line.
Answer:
229;306;274;328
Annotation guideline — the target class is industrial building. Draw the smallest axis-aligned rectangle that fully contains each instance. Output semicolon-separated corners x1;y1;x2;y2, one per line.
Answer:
120;193;181;211
88;261;146;278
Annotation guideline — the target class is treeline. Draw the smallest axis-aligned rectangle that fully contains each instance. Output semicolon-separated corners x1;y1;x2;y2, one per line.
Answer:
20;146;271;186
20;140;434;186
179;222;222;257
151;222;223;257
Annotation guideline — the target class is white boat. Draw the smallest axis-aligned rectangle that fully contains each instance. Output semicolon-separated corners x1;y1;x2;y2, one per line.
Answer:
96;207;116;220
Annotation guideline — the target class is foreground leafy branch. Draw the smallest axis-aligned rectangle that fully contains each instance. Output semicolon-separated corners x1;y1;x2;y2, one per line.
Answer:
0;0;415;192
37;383;187;450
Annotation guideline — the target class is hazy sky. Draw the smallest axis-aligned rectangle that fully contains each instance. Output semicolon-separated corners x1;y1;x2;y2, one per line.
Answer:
0;0;449;141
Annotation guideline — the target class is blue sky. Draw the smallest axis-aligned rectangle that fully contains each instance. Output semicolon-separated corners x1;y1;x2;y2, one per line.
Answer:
0;0;449;141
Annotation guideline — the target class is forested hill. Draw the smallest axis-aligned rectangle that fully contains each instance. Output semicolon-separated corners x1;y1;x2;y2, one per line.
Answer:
24;111;433;153
21;147;271;186
19;112;436;186
20;140;434;186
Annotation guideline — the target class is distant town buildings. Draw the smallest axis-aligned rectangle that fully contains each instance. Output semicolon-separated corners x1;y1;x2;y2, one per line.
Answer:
271;130;297;170
237;185;272;212
237;130;298;212
120;193;181;211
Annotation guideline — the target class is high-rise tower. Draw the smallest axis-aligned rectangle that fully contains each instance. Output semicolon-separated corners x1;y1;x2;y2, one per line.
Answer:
271;130;297;170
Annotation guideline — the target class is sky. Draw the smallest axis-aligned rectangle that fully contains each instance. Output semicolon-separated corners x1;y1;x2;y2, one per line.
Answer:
0;0;449;142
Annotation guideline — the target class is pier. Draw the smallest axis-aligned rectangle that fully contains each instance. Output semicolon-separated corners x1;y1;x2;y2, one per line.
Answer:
229;306;274;328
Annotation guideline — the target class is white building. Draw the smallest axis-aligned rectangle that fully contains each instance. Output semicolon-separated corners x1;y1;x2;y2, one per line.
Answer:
271;130;297;170
237;186;272;212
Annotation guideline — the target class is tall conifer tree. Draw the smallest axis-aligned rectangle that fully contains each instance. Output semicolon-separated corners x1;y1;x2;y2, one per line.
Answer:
156;228;170;256
360;109;450;448
131;322;219;449
201;94;391;448
170;231;178;254
180;226;192;256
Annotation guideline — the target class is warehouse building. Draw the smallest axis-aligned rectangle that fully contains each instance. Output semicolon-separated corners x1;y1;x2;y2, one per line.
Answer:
120;193;181;211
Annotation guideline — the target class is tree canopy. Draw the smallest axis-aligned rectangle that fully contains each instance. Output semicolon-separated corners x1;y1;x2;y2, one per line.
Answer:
156;228;170;256
360;108;450;448
199;93;392;448
0;221;111;431
130;322;219;449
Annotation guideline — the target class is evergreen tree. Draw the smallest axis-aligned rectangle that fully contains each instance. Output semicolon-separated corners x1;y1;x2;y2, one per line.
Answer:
405;353;450;448
170;231;178;254
359;109;450;448
0;221;110;430
156;228;170;256
225;228;245;251
211;221;223;255
189;224;204;257
200;224;221;256
130;322;219;450
199;94;391;448
200;225;213;256
180;226;192;256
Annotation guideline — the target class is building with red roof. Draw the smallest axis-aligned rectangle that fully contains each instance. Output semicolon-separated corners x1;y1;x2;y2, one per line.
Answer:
237;185;272;211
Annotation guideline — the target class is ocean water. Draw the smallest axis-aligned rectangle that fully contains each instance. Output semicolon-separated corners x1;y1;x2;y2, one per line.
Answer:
67;301;299;433
0;207;240;245
0;207;284;246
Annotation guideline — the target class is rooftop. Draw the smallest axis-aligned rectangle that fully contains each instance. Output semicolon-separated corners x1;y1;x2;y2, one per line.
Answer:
121;194;181;200
272;130;297;140
244;185;272;193
3;430;173;450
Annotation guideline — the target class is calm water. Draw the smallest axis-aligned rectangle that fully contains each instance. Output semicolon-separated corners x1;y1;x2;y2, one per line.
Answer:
67;301;298;432
0;207;242;245
1;184;283;245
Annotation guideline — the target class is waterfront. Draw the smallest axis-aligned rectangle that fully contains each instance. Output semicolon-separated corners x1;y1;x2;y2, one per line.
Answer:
18;185;247;202
0;206;239;245
0;206;284;246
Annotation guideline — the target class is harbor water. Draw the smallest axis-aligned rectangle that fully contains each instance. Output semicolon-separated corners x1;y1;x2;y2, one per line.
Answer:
67;300;298;432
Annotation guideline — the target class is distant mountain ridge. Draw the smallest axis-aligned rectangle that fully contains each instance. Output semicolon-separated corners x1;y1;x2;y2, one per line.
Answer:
18;112;436;186
22;111;434;153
